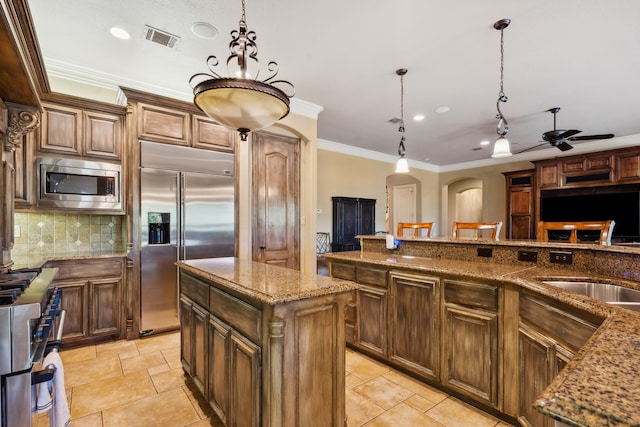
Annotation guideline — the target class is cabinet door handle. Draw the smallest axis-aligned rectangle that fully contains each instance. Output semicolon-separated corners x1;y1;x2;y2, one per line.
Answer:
259;245;266;250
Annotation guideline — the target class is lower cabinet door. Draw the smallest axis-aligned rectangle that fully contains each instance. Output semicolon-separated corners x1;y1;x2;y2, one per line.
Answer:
230;331;261;427
179;295;192;374
443;303;498;407
389;272;440;380
208;316;231;424
89;278;121;336
518;323;556;427
58;281;89;342
191;303;209;395
357;285;388;357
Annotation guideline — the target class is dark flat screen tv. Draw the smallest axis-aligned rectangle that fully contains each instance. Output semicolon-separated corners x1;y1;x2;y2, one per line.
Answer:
540;188;640;242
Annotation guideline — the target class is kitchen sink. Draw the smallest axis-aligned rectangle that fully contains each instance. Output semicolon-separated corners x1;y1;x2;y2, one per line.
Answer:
541;279;640;312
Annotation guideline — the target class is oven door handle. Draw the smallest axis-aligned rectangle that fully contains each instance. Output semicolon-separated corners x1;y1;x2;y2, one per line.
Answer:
31;310;66;386
45;309;66;353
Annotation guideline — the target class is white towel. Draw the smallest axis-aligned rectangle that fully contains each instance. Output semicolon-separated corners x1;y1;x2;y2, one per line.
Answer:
36;351;71;427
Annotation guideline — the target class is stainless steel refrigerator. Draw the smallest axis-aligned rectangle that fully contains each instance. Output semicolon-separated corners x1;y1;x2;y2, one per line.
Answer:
140;141;235;335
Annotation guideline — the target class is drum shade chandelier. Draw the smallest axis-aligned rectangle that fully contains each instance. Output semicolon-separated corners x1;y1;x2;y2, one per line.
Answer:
394;68;409;173
491;18;513;158
189;0;295;141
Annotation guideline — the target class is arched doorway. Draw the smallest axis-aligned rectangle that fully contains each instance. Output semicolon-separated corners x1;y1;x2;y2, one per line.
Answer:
445;178;483;237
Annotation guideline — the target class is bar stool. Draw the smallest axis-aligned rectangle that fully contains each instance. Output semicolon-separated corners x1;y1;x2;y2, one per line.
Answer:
452;221;503;241
397;222;434;238
538;220;615;245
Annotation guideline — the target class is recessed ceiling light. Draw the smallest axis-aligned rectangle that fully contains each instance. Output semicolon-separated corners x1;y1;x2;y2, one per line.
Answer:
413;114;425;121
191;22;218;40
480;140;491;146
435;106;450;113
109;27;131;40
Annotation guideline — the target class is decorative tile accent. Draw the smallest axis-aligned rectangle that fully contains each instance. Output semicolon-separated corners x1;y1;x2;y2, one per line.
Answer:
13;213;125;254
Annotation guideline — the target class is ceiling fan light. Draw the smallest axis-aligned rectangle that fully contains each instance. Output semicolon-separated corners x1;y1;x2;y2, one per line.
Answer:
491;137;512;158
395;157;409;173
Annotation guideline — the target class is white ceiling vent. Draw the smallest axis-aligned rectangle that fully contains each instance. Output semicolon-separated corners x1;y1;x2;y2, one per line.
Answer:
144;25;180;48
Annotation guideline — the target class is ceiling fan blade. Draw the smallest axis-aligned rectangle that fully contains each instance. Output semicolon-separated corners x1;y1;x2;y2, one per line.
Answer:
557;129;581;139
556;141;574;151
567;133;615;141
515;142;548;155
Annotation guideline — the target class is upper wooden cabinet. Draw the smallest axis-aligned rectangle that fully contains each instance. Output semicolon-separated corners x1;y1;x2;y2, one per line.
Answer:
503;169;535;240
123;88;235;153
37;95;125;160
533;147;640;190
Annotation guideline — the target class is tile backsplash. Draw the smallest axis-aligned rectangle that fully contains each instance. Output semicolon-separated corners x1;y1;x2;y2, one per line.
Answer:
13;213;125;256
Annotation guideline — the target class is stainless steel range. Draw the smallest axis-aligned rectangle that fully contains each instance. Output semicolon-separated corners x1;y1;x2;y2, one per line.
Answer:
0;267;64;427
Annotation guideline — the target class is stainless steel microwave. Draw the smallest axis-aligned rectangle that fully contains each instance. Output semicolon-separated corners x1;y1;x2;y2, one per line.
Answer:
37;157;122;210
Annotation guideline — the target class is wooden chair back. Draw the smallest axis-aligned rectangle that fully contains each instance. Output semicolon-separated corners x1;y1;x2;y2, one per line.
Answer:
538;220;615;245
397;222;434;238
452;221;503;241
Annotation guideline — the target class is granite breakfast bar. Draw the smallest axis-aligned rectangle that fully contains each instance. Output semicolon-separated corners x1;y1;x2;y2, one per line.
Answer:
324;235;640;427
176;257;358;427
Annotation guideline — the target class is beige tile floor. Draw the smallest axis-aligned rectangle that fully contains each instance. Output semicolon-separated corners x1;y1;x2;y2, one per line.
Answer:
35;331;513;426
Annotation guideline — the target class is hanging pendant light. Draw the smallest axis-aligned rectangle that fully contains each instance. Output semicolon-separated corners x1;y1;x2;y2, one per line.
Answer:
491;18;513;158
394;68;410;173
189;0;295;142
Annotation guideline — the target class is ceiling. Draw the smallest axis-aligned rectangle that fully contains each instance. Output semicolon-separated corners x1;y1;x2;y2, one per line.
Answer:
26;0;640;170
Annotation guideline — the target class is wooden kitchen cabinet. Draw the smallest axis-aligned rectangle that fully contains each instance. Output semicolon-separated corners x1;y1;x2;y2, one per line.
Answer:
518;290;602;427
192;115;235;153
208;315;231;425
46;257;124;346
38;97;124;160
179;261;351;427
356;265;388;358
389;271;440;381
442;279;499;407
206;310;263;427
228;330;261;427
518;323;572;427
329;261;357;344
123;89;236;152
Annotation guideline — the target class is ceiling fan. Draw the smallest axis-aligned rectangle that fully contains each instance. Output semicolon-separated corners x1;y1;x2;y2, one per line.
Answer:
542;107;615;151
519;107;615;153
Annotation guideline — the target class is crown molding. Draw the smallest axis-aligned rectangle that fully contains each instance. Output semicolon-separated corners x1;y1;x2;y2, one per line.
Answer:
44;57;323;118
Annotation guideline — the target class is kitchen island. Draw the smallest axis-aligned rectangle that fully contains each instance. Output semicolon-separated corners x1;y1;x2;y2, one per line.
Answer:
324;235;640;427
177;257;357;427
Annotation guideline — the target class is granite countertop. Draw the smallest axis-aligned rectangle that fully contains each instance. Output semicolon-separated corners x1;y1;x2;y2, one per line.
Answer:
324;250;640;427
10;250;128;269
360;234;640;256
178;257;358;305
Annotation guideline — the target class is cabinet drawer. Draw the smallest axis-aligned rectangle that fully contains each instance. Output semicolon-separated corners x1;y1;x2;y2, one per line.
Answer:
519;291;601;351
331;262;355;281
444;280;498;311
180;272;210;308
210;286;262;343
47;258;123;280
356;266;387;287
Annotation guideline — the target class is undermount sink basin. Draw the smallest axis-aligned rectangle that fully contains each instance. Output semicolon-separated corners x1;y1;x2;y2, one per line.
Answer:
541;279;640;312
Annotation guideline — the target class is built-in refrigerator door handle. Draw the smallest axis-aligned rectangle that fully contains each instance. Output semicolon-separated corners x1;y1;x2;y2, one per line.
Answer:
179;173;186;260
